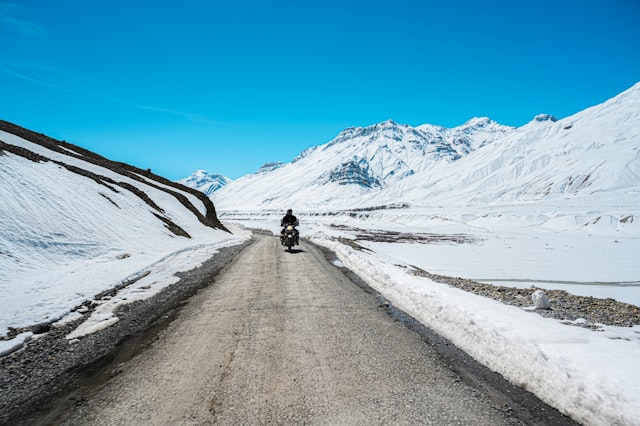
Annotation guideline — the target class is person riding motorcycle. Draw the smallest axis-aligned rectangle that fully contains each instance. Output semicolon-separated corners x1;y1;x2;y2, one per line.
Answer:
280;209;299;245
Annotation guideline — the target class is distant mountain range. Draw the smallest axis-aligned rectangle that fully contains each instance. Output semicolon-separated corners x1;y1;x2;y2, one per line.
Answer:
176;170;231;196
209;82;640;211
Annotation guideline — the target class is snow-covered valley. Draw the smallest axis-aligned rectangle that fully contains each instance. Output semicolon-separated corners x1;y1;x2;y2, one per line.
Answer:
208;82;640;305
1;82;639;425
207;82;640;425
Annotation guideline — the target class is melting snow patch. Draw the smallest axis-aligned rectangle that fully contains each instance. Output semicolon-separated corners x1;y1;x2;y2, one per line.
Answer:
0;332;33;357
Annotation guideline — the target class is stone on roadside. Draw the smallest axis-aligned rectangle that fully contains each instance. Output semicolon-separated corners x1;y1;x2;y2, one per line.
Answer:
532;290;551;310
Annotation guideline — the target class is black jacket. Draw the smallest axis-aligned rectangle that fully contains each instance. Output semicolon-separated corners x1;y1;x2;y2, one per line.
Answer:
281;214;298;226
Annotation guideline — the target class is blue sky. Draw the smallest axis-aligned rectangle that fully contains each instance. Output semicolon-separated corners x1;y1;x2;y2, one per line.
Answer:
1;1;638;180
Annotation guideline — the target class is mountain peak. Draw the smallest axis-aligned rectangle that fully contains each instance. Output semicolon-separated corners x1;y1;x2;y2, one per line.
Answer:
212;83;639;210
378;119;400;127
328;120;404;147
455;117;505;134
533;114;558;123
257;162;284;174
461;117;494;128
177;170;230;195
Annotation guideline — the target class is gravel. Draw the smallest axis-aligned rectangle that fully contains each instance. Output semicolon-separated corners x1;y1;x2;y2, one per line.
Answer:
409;265;640;329
337;233;640;329
0;239;251;425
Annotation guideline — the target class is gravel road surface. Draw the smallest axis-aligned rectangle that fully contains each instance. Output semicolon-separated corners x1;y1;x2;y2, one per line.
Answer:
13;234;577;425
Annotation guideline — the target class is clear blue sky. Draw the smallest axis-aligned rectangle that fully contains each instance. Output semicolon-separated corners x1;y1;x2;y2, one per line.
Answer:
1;1;638;180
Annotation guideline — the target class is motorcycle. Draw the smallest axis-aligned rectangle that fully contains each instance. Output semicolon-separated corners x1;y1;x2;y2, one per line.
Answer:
281;223;299;252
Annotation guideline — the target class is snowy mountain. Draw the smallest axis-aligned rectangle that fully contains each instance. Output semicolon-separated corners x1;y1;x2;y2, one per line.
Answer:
213;118;514;210
177;169;231;195
0;120;241;338
404;86;640;207
209;86;640;425
213;83;640;211
317;118;513;187
2;87;640;426
256;161;285;174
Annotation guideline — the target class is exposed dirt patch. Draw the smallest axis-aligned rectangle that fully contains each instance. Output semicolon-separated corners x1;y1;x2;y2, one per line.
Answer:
327;226;639;329
331;224;478;244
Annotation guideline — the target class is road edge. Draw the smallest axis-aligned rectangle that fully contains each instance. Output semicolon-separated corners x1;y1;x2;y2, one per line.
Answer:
311;239;580;426
0;238;255;426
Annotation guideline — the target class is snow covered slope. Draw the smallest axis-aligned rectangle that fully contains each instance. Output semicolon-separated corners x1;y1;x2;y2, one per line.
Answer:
0;121;241;338
399;85;640;207
212;118;513;210
210;84;640;425
213;82;640;211
177;169;231;195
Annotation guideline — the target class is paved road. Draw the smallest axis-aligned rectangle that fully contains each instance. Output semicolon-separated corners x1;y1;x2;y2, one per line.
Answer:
60;234;522;425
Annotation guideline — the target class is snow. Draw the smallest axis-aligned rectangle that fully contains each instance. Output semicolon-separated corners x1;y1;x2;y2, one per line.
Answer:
219;212;640;426
2;82;639;425
65;240;247;341
0;332;33;357
0;130;250;350
212;83;640;211
315;236;640;426
207;83;640;425
176;169;230;195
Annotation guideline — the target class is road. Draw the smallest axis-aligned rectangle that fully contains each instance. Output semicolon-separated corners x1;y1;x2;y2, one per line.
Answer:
58;234;529;425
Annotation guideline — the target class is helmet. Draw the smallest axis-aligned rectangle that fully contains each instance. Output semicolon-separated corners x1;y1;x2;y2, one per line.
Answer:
287;209;292;214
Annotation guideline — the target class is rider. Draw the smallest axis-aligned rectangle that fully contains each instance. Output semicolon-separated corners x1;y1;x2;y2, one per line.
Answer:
280;208;299;245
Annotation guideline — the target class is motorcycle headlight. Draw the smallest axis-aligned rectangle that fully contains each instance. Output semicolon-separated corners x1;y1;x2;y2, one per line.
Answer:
287;225;293;231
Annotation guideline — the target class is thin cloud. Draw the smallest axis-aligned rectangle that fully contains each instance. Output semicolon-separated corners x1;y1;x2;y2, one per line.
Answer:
0;58;218;126
0;62;67;91
0;2;47;37
132;104;220;125
96;92;220;125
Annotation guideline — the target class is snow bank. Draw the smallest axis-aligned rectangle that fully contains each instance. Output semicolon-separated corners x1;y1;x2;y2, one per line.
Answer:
312;236;640;426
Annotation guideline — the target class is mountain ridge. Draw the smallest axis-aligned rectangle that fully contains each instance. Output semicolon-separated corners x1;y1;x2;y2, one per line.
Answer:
0;120;227;232
211;82;640;211
177;169;231;196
